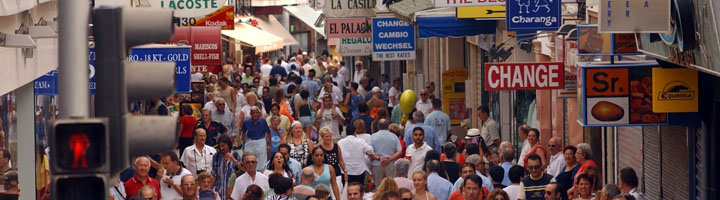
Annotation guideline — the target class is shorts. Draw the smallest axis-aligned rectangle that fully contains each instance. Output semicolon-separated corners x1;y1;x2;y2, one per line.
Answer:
299;116;313;127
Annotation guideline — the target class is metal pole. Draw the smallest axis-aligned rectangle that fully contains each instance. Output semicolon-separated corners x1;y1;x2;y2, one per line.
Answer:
57;0;90;118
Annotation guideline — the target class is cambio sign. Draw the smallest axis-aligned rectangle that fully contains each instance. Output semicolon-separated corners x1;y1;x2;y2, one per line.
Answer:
484;62;564;90
147;0;229;17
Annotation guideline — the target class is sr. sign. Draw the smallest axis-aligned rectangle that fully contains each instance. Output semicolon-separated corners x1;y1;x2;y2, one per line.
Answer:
484;62;564;90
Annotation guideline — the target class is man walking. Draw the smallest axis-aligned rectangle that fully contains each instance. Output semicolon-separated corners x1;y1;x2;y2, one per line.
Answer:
211;98;237;138
125;157;162;199
241;106;271;171
369;119;403;185
403;111;440;151
477;106;499;153
426;160;453;200
522;154;553;200
425;99;451;145
405;127;432;178
619;167;645;200
158;152;191;200
544;182;561;200
292;167;316;200
545;137;566;177
230;152;270;200
415;90;433;115
180;129;217;177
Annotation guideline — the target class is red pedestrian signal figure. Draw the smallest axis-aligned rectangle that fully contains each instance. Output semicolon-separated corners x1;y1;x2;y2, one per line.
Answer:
69;133;90;169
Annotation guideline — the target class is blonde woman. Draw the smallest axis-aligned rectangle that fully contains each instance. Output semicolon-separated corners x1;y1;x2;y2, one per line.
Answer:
319;126;348;183
372;177;399;200
238;91;267;121
288;121;313;166
412;171;437;200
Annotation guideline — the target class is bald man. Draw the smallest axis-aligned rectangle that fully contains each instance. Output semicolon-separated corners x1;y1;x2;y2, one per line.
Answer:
545;137;566;177
292;167;316;199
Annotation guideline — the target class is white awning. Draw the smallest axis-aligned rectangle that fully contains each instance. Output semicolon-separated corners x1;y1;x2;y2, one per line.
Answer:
283;5;326;38
222;23;284;54
254;15;300;46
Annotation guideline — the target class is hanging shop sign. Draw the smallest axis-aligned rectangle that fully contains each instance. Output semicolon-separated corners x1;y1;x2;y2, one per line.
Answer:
326;18;372;38
190;65;222;75
322;0;375;18
577;25;638;56
651;68;698;112
338;37;372;56
34;70;58;95
436;0;505;8
191;27;222;65
371;17;415;61
557;71;577;98
506;0;561;31
598;0;670;33
130;46;192;93
442;68;469;125
184;6;235;30
146;0;230;18
456;6;506;19
581;64;668;126
484;62;564;90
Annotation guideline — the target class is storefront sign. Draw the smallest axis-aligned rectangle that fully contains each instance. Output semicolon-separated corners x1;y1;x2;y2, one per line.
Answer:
147;0;230;18
506;0;561;31
436;0;504;8
326;18;372;38
598;0;670;33
34;70;58;95
457;6;506;19
484;62;564;90
578;25;638;55
130;46;192;93
190;27;222;65
322;0;375;17
371;17;415;61
651;68;698;112
338;37;372;56
190;65;222;74
191;6;234;30
581;64;667;126
442;68;469;125
557;71;577;98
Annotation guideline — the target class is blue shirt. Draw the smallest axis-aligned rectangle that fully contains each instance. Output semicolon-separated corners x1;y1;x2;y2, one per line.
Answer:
242;118;271;140
347;115;374;136
369;130;402;166
270;65;288;78
403;123;441;152
425;110;451;145
501;162;512;186
427;172;453;200
301;80;320;101
453;171;495;193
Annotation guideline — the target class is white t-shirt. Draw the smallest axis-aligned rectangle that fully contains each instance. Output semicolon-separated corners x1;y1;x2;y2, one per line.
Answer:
230;172;270;200
160;168;192;200
415;100;433;116
261;64;273;78
338;135;374;175
406;143;432;178
504;184;522;200
388;87;399;107
319;107;345;139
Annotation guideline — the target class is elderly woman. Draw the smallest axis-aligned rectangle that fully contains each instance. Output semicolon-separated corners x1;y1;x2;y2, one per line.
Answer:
288;121;313;166
238;92;267;121
556;145;580;200
575;143;597;178
393;158;414;190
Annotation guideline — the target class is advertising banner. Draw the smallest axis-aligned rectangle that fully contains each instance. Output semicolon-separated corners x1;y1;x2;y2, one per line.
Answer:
599;0;670;33
581;64;667;126
189;6;235;30
326;18;372;38
651;68;698;112
338;37;372;56
34;70;58;95
484;62;564;90
130;46;192;93
322;0;375;17
147;0;230;18
577;25;639;55
371;17;415;61
190;27;222;65
457;6;506;19
442;69;469;125
435;0;505;8
506;0;561;31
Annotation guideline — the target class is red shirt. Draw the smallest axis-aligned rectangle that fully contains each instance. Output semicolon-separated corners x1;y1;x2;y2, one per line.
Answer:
179;116;198;138
448;187;488;200
124;175;162;199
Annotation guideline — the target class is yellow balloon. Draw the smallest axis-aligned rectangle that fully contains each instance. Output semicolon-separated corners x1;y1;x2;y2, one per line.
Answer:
399;90;416;115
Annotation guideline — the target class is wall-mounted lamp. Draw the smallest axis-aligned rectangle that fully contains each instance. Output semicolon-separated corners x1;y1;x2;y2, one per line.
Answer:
0;32;37;48
36;17;59;35
315;13;325;28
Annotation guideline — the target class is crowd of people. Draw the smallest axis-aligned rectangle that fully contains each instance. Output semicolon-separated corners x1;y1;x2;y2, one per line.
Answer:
110;51;647;200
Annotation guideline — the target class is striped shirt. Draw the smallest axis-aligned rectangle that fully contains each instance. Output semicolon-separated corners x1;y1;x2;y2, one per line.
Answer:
521;173;554;200
212;151;241;200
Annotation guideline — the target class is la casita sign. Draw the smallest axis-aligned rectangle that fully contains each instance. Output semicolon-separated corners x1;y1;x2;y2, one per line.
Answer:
484;62;564;90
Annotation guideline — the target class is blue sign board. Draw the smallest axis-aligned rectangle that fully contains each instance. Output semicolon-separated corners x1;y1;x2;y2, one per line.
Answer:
130;46;192;93
90;48;96;95
506;0;561;31
34;70;58;95
371;17;416;61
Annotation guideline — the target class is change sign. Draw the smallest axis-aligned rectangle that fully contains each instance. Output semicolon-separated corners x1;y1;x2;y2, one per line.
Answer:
484;62;564;90
506;0;561;31
372;17;415;61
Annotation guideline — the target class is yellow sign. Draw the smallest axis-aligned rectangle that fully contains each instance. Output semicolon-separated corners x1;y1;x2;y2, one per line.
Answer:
442;68;469;125
652;68;698;112
457;6;506;19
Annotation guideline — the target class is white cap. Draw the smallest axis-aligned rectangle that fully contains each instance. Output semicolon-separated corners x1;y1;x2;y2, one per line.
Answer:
372;87;381;93
465;128;481;139
302;51;308;55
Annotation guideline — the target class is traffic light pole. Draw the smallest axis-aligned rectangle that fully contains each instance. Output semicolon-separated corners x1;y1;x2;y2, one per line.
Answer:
57;0;90;119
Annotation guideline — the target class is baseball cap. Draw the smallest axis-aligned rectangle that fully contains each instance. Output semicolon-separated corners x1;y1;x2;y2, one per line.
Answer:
465;128;481;139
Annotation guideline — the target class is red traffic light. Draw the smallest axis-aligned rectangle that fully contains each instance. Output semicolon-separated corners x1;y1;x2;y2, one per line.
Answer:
50;120;108;174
